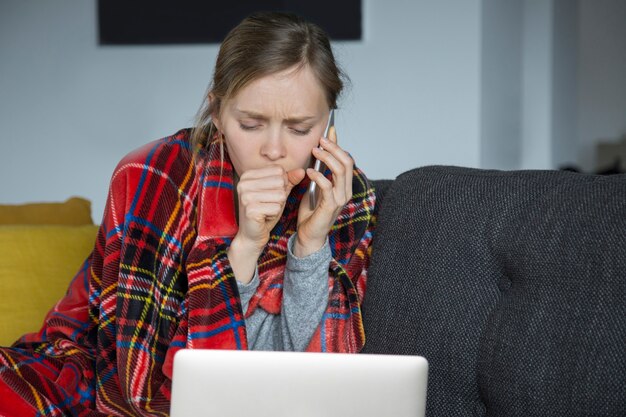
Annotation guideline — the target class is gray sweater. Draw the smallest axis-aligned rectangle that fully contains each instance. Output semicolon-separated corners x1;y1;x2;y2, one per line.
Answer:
236;234;331;351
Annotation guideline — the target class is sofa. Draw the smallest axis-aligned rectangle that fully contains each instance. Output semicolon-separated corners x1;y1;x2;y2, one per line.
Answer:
363;166;626;417
2;167;625;416
0;197;98;346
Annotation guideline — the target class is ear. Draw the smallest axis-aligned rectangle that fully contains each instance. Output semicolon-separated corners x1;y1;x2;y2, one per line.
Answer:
208;93;222;131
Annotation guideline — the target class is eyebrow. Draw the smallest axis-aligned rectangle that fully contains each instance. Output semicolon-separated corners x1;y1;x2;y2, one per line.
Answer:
234;108;316;124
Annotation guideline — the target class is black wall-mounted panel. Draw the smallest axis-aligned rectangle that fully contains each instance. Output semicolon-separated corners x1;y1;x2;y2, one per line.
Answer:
98;0;361;45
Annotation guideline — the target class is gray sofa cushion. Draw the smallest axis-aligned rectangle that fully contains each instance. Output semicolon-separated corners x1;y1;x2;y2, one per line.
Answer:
364;166;626;417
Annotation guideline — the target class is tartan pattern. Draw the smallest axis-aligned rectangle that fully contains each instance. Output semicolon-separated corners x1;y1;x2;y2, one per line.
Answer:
0;128;376;416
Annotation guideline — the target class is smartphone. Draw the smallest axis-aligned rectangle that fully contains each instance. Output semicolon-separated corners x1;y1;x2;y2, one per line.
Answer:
308;109;335;210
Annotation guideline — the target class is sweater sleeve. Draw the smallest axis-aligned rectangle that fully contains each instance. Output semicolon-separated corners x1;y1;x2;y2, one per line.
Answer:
236;233;331;351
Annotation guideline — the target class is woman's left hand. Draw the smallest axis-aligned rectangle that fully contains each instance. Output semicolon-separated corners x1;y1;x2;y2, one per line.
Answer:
295;126;353;257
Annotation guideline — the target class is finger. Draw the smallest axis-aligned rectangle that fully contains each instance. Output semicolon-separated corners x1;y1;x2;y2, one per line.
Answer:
312;147;343;175
238;174;288;193
306;167;335;208
319;139;353;176
286;168;306;193
319;136;353;201
345;162;353;202
319;136;350;160
328;125;337;144
240;169;304;197
240;190;288;206
239;165;285;180
312;147;347;203
244;202;285;222
341;152;354;202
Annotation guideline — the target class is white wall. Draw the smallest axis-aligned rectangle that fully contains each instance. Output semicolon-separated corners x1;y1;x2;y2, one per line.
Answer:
480;0;523;169
578;0;626;171
0;0;483;222
551;0;579;169
1;0;625;222
480;0;579;171
520;0;555;169
344;0;482;177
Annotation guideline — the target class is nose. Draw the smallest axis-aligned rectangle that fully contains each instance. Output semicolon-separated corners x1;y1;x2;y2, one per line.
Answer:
260;129;286;161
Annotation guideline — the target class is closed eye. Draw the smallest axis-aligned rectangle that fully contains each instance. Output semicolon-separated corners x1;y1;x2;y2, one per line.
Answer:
239;123;260;131
291;127;312;136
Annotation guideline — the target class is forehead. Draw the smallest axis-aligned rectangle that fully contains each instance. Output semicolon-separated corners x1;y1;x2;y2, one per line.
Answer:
227;65;328;115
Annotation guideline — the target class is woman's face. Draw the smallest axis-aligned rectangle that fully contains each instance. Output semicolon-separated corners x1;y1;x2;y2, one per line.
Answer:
213;65;330;176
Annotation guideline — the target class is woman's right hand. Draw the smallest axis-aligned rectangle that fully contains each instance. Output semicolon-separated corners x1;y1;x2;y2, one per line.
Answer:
227;165;305;283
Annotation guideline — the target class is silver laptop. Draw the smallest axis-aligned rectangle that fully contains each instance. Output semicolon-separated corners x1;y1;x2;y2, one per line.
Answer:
170;349;428;417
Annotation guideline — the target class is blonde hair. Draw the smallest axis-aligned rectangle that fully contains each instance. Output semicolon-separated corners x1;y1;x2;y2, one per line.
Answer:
190;11;346;150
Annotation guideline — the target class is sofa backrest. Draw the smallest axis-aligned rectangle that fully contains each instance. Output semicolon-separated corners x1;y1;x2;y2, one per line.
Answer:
364;166;626;417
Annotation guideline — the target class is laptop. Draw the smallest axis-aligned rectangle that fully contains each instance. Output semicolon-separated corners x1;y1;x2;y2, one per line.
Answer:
170;349;428;417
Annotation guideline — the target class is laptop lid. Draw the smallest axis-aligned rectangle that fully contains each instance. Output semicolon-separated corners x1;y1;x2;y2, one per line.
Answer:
170;349;428;417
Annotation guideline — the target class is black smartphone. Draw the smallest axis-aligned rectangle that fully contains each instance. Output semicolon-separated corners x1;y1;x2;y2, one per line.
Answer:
308;109;335;210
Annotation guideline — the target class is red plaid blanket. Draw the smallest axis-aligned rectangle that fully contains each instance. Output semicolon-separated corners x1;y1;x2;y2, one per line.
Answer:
0;129;376;416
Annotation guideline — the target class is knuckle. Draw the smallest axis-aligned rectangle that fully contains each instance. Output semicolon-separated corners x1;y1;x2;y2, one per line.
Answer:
270;203;282;216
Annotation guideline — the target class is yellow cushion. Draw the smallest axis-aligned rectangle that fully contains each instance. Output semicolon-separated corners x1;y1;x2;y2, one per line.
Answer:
0;197;94;225
0;224;99;346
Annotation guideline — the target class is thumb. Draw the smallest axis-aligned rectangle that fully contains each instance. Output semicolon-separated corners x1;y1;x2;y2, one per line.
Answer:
328;125;337;144
286;168;306;193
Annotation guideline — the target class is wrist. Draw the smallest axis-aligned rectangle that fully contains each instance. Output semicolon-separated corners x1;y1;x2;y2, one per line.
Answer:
294;233;326;258
228;236;264;284
230;234;265;258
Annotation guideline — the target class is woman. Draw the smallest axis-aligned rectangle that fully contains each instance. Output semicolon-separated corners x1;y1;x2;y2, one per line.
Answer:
0;11;375;416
